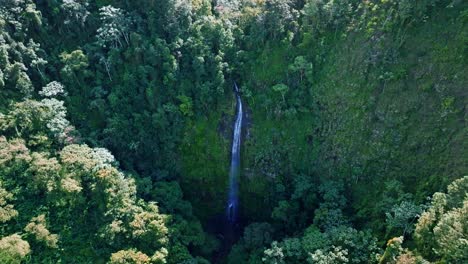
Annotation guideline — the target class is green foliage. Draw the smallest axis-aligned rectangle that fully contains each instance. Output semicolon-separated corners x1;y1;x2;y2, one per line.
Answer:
313;181;348;231
243;222;274;250
0;131;176;261
302;0;354;33
24;214;59;248
272;83;289;104
60;50;89;75
96;5;133;49
309;246;349;264
379;236;431;264
227;243;249;264
263;241;286;264
180;113;229;220
5;62;33;97
302;226;327;253
378;237;404;264
259;223;380;264
0;99;69;142
289;56;314;83
0;182;18;223
0;0;466;263
177;95;194;117
325;226;380;263
414;176;468;262
61;0;90;27
150;181;191;216
385;201;422;235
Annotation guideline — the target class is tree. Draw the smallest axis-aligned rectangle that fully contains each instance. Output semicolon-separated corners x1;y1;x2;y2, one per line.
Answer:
302;225;328;254
41;98;71;139
151;247;169;264
256;0;298;41
415;176;468;262
326;226;380;264
92;147;118;169
109;249;151;264
263;241;286;264
386;201;422;236
243;222;274;250
0;234;30;263
5;62;33;97
39;81;66;97
227;243;249;264
0;137;32;174
272;83;289;104
216;0;241;14
261;237;305;263
129;203;169;250
0;182;18;223
61;0;89;27
378;236;430;264
1;100;56;139
24;214;59;248
177;95;194;117
96;5;133;49
313;181;348;231
309;246;349;264
433;202;468;261
0;0;42;36
60;50;89;83
27;152;61;192
150;181;192;216
288;56;313;83
280;238;304;261
22;39;48;80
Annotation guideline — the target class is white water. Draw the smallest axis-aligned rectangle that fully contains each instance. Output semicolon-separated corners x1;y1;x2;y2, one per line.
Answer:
227;83;242;223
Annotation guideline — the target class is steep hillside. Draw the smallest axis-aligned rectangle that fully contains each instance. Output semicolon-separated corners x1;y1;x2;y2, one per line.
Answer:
0;1;466;263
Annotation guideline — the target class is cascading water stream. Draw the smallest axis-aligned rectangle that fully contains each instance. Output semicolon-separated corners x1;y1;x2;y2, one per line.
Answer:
227;82;243;224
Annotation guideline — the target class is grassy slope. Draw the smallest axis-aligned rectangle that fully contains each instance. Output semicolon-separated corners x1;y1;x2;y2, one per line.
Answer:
180;106;231;221
235;5;467;236
317;6;467;223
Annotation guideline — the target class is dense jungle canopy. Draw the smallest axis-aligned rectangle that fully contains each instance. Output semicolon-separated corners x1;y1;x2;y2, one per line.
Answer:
0;0;466;263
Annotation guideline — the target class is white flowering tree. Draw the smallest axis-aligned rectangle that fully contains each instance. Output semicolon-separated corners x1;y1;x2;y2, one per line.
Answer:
96;5;133;49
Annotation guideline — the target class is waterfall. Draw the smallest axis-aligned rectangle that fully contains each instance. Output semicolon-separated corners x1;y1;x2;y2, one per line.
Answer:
227;82;243;223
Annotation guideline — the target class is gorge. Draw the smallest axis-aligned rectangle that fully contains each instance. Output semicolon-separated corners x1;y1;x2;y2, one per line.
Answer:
0;1;466;263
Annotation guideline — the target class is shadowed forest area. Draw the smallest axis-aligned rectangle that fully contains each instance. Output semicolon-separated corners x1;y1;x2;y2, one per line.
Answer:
0;0;466;263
